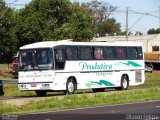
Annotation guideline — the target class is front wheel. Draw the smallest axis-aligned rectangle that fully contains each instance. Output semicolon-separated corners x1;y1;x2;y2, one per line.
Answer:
65;79;76;94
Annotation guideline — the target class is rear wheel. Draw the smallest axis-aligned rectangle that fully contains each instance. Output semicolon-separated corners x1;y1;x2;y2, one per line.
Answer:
115;75;129;90
35;91;47;97
121;75;129;90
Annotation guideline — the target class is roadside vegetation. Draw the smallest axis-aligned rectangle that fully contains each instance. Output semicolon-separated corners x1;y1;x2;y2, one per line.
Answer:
0;88;160;114
0;73;160;114
130;73;160;89
0;64;12;79
0;0;122;63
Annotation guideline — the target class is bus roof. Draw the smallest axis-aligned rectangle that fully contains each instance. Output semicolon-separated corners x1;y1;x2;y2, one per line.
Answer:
20;41;143;50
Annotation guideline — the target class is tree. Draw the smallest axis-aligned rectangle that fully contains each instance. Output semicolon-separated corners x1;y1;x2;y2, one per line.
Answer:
82;0;117;36
16;0;93;47
16;0;73;46
135;31;143;36
156;28;160;34
147;28;156;34
70;4;93;41
0;0;18;62
97;18;121;36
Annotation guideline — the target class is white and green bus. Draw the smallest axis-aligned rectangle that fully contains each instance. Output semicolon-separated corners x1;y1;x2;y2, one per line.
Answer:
18;41;145;96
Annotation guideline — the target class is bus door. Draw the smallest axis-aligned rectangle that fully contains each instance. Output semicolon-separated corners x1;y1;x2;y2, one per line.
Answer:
54;46;65;70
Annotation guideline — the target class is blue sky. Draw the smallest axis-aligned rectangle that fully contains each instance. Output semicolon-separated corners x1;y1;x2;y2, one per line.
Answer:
5;0;160;34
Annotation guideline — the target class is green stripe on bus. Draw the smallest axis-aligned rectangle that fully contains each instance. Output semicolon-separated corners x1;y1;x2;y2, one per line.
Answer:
86;80;115;87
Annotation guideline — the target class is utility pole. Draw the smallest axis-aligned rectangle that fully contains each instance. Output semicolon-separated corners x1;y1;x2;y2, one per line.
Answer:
126;7;129;41
159;7;160;28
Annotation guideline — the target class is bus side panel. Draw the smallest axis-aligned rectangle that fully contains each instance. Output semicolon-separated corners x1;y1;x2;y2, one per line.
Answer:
76;72;120;89
64;60;145;89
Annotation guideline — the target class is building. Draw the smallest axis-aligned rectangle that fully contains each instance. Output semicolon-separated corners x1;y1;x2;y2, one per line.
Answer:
94;34;160;52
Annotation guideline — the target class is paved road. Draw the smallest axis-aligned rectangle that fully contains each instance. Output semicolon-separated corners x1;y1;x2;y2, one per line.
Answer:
12;101;160;120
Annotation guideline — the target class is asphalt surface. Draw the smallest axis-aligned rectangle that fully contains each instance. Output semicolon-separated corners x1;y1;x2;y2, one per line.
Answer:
4;100;159;120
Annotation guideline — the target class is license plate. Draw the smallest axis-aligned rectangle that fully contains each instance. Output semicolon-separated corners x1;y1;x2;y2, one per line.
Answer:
31;83;37;87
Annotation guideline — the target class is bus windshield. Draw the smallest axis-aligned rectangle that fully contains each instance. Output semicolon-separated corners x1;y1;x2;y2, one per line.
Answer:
19;48;53;71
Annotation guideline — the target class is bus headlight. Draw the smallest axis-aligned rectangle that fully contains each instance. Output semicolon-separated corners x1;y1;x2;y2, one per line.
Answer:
19;84;26;88
41;84;50;88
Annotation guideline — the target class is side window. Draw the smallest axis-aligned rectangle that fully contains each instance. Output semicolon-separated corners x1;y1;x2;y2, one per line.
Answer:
54;49;65;70
104;47;116;60
66;46;78;60
128;47;138;60
79;47;92;60
55;49;65;62
20;51;27;66
116;47;127;60
137;47;143;59
93;47;104;60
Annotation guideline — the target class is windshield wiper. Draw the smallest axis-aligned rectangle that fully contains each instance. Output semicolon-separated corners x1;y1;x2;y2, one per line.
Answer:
24;65;42;71
33;66;41;71
24;65;32;71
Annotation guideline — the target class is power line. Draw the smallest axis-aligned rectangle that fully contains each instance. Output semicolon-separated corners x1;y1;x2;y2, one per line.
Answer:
115;10;159;14
114;9;160;19
130;10;160;19
128;13;148;31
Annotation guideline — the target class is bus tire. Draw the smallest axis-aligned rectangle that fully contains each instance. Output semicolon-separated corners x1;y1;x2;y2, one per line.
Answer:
66;79;76;94
35;90;47;97
115;75;129;90
118;75;129;90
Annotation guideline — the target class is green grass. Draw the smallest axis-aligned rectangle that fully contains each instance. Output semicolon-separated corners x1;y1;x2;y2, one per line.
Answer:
130;73;160;89
0;64;11;73
0;64;12;79
0;88;160;114
2;84;66;97
0;73;160;114
2;84;36;97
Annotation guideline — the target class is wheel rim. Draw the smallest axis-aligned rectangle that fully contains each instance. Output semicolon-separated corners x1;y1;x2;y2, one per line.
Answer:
122;78;128;89
68;82;74;93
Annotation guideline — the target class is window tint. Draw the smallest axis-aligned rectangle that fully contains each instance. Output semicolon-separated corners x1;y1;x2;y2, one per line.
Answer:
19;49;53;70
93;47;104;60
128;47;138;59
55;49;65;62
66;46;78;60
79;47;92;60
36;49;51;64
104;47;116;60
54;49;65;70
116;47;127;60
137;47;143;59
